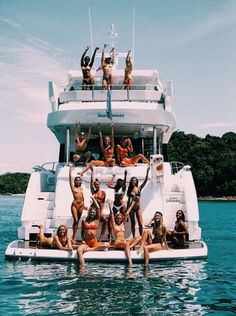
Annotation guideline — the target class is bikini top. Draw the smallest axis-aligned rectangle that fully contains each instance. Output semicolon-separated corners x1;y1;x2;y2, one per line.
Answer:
113;222;125;234
117;146;129;156
175;221;186;233
102;147;113;158
83;222;98;230
82;66;92;78
82;65;91;71
129;189;141;199
52;237;68;248
115;187;125;196
94;191;106;203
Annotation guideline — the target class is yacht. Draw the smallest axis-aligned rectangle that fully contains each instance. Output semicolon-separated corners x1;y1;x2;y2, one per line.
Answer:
5;31;207;263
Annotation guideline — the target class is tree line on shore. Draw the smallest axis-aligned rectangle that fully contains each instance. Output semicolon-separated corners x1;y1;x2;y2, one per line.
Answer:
168;131;236;197
0;131;235;197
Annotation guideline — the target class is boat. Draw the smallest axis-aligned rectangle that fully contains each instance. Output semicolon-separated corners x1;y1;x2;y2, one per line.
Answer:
5;26;207;263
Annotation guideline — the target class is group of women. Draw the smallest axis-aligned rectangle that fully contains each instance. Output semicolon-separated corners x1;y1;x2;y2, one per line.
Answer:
36;207;188;266
68;161;188;266
36;124;188;265
79;122;149;174
80;45;133;91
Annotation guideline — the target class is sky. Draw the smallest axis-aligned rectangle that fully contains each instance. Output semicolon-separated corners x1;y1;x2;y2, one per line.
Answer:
0;0;235;174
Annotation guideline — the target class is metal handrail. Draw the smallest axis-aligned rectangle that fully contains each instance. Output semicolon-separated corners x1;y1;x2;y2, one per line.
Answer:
169;161;185;174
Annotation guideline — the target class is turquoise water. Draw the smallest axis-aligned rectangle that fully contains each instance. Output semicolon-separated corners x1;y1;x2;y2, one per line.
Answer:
0;196;236;315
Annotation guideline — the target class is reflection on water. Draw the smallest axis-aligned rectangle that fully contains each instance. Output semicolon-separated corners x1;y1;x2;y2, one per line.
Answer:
1;198;236;315
2;260;208;315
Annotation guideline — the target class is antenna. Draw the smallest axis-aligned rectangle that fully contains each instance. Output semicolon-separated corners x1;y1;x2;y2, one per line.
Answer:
108;24;118;48
88;7;94;52
132;5;135;65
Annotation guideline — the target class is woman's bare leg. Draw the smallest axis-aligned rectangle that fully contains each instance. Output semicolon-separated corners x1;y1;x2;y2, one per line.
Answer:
108;214;113;243
99;215;108;242
37;225;53;247
71;206;83;243
77;244;88;265
80;160;105;176
114;241;132;265
137;231;152;254
128;236;142;249
136;209;143;236
125;243;132;266
102;79;107;90
129;210;136;238
144;243;162;265
132;154;149;165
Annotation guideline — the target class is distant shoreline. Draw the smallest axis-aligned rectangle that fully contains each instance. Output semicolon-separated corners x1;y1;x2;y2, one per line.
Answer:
198;196;236;201
0;194;235;201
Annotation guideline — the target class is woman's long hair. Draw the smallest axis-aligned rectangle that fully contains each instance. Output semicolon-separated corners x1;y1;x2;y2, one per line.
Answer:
127;177;139;197
57;225;67;236
176;210;185;221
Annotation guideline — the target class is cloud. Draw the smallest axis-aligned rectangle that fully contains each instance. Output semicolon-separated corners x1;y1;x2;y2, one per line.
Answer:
175;3;236;45
0;33;69;124
0;16;22;28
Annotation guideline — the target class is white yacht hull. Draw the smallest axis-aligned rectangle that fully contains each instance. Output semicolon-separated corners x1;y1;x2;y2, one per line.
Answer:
5;240;207;263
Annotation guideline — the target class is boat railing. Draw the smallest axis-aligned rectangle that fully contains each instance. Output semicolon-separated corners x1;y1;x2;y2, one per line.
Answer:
37;162;57;173
169;161;185;174
58;83;164;105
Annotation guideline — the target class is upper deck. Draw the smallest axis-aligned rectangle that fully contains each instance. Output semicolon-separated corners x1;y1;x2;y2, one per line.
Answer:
48;68;176;144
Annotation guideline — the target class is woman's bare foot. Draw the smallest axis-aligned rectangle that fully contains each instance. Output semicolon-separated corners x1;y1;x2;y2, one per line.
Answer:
137;247;143;255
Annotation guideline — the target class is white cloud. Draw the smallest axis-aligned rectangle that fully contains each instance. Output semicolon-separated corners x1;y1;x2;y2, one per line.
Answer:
0;16;22;28
0;35;69;124
175;4;236;45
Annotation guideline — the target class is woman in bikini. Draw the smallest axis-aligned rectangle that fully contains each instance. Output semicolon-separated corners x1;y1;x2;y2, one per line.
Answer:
81;46;99;90
90;166;107;241
36;225;73;251
101;44;115;90
69;165;86;244
168;210;189;248
127;166;150;237
80;123;115;175
108;200;141;266
121;50;133;90
107;170;127;242
137;211;168;265
117;137;149;167
77;198;108;265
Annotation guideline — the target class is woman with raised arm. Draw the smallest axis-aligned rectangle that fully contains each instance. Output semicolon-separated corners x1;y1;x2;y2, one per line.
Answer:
117;137;149;167
80;123;115;175
101;44;115;90
69;165;86;244
168;210;189;248
90;167;107;241
108;200;141;266
137;211;168;265
77;198;108;265
127;166;150;237
107;170;127;242
72;121;92;166
121;50;133;90
36;225;73;252
81;46;99;90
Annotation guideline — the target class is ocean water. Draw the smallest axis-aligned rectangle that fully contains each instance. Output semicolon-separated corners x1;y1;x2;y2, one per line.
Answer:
0;196;235;316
